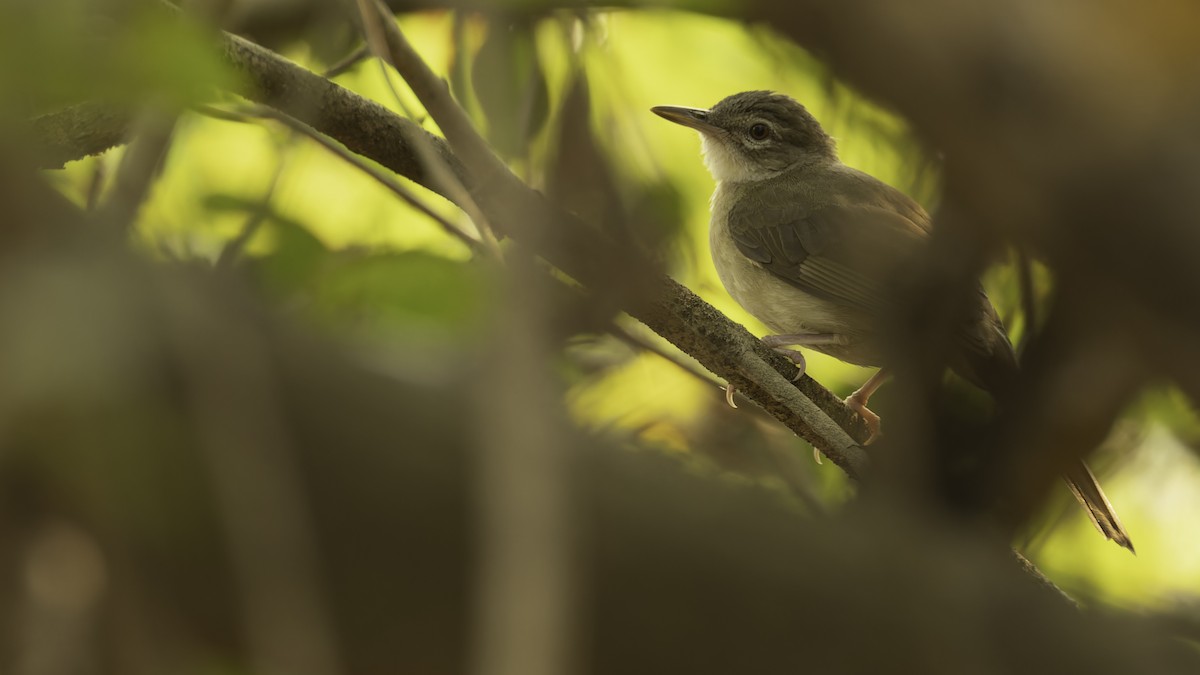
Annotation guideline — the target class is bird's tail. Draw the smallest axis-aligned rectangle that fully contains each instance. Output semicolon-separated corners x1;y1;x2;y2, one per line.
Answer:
962;311;1134;552
1062;460;1135;553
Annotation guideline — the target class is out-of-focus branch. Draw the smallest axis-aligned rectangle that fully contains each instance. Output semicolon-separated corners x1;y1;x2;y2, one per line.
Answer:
32;102;132;169
94;109;177;230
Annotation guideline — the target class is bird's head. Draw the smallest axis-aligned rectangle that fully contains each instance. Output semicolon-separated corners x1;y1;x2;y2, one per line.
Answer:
652;90;836;183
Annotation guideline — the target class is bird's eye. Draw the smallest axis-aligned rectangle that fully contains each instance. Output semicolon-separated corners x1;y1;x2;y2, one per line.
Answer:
749;123;769;140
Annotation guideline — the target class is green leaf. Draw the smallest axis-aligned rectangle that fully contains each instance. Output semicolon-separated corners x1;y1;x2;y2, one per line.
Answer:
308;251;486;338
471;18;550;160
252;217;331;297
3;0;238;114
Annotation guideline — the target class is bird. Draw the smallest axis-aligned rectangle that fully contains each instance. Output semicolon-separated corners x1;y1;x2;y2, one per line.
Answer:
651;90;1133;552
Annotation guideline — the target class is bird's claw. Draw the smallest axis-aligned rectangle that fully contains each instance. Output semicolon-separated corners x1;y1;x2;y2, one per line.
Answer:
843;394;882;445
770;346;807;381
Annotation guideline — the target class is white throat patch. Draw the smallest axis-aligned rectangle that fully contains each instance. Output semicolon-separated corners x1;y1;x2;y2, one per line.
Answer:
700;134;761;184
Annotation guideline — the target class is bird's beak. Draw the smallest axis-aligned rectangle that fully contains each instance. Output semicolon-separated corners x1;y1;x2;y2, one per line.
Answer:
651;105;720;135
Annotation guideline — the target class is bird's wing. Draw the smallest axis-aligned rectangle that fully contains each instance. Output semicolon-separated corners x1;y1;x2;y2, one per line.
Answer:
726;199;928;314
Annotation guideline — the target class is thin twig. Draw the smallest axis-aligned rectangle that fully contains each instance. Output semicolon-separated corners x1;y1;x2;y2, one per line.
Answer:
355;0;503;258
214;104;485;255
362;0;509;244
607;321;728;392
84;159;107;211
1011;550;1080;610
216;145;289;268
94;108;176;230
323;44;370;78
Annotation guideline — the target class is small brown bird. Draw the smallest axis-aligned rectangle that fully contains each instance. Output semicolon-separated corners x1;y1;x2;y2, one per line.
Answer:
653;90;1133;552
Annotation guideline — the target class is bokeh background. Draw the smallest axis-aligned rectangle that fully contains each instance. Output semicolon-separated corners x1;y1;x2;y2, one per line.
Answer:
39;3;1200;607
8;0;1200;672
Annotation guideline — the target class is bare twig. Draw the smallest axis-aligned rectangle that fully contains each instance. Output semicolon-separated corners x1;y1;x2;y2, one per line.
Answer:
1011;550;1080;610
216;144;288;268
323;44;371;78
607;322;727;392
84;159;107;211
224;104;486;255
355;0;503;257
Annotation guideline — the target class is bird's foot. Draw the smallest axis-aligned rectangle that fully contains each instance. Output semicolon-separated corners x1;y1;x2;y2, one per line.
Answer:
843;369;890;445
723;334;844;409
770;346;807;381
760;335;813;381
843;392;882;445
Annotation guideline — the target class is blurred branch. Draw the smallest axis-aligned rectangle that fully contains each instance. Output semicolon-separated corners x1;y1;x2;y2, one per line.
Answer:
1011;550;1079;610
322;44;370;78
31;101;132;168
352;8;576;675
168;295;345;675
93;109;176;230
215;155;284;268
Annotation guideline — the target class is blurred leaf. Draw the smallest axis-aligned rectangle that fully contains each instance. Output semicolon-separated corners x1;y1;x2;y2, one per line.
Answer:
2;0;238;115
308;250;486;337
244;209;486;339
1130;387;1200;444
203;193;276;217
626;177;686;259
546;74;622;232
248;213;331;296
448;12;476;118
547;73;680;276
471;17;550;159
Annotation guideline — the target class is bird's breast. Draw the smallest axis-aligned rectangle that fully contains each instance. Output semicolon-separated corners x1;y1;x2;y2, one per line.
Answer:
708;209;849;337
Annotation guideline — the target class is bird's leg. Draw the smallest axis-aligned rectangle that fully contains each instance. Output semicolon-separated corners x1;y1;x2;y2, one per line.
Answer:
723;333;846;409
844;368;889;444
761;333;845;380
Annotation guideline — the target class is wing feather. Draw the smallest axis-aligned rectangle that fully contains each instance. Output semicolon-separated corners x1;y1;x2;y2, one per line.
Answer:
727;201;926;314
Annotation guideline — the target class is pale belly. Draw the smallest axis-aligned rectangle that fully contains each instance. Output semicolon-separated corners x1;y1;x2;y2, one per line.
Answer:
709;220;879;367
